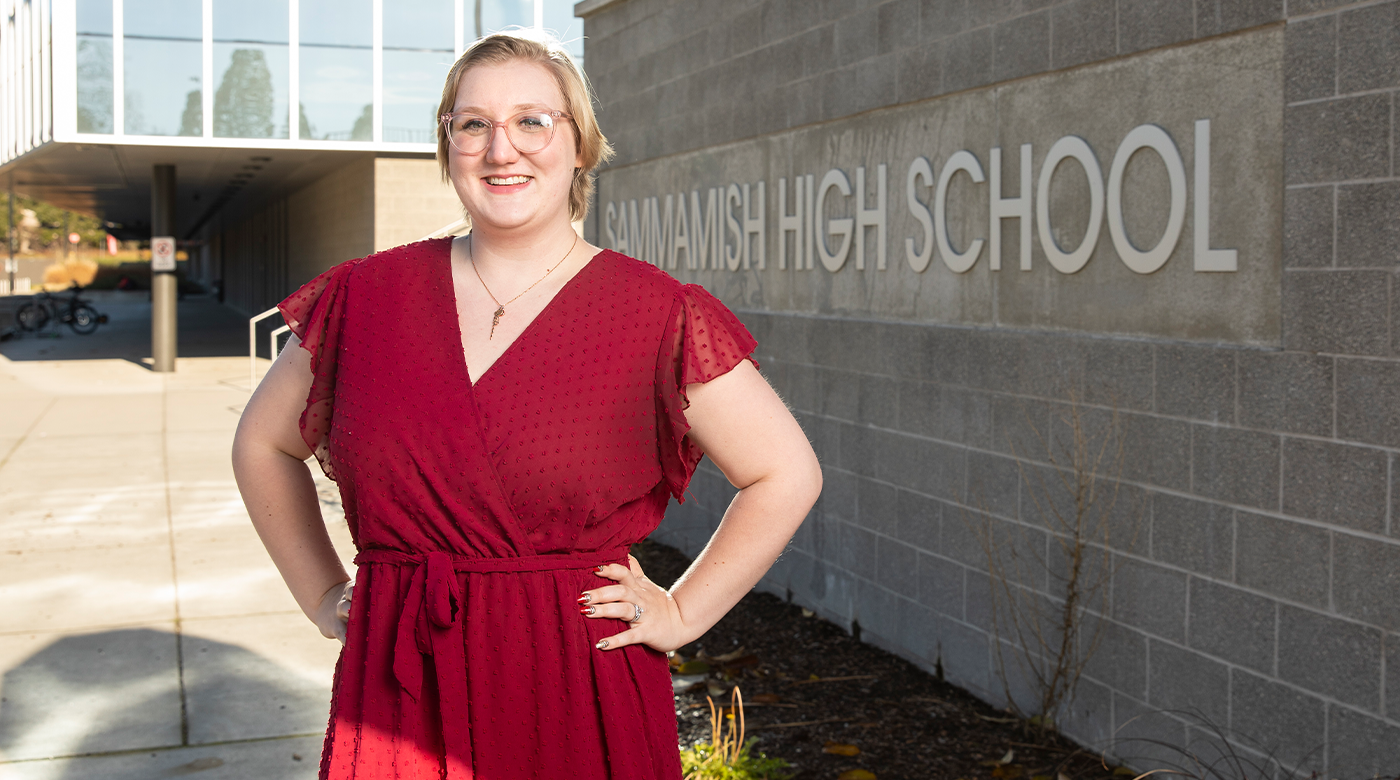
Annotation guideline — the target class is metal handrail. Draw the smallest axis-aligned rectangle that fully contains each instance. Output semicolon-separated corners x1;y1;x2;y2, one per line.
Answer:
244;218;470;392
248;305;283;391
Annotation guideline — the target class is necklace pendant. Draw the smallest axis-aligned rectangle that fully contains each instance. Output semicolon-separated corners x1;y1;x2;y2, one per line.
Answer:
490;305;504;339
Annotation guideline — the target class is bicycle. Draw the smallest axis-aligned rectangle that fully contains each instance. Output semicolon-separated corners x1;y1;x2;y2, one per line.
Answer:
16;284;108;335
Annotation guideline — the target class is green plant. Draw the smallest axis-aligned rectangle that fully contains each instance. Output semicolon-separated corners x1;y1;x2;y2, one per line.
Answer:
679;687;793;780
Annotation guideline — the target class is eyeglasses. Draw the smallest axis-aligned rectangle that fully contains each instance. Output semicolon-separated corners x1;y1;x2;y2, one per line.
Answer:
440;110;572;154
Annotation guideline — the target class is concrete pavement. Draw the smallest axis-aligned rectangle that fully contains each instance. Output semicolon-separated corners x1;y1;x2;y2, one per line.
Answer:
0;292;355;779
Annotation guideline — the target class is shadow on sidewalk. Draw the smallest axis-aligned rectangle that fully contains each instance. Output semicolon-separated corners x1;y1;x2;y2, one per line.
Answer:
0;628;330;773
0;293;251;364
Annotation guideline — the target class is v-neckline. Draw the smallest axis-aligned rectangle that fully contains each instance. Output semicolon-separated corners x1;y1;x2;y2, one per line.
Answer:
445;238;605;388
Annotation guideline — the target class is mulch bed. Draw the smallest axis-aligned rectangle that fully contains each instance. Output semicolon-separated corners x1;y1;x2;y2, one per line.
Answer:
633;539;1118;780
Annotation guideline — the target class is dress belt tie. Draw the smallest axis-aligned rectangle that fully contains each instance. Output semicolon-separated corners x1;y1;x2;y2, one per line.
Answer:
353;546;629;775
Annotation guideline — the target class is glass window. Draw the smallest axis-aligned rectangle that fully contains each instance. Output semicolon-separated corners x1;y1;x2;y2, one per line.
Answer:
75;0;113;134
382;0;453;144
124;0;203;136
541;0;584;65
213;0;290;138
467;0;532;42
299;0;372;141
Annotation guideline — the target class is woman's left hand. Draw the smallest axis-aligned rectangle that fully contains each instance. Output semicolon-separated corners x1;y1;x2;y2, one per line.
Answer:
580;555;689;653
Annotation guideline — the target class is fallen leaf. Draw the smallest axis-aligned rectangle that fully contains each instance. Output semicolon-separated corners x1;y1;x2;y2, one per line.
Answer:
1113;767;1138;777
676;660;711;675
809;673;821;681
801;608;815;617
991;764;1025;779
750;693;782;704
706;680;727;697
1032;775;1052;780
1000;750;1015;764
837;771;876;780
823;741;861;757
1058;773;1072;780
709;646;748;663
721;654;761;669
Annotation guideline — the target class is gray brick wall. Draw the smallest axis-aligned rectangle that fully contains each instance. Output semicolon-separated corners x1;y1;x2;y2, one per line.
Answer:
581;0;1400;774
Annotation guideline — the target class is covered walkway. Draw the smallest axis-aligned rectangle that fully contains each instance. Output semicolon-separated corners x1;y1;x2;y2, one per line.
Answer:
0;294;352;779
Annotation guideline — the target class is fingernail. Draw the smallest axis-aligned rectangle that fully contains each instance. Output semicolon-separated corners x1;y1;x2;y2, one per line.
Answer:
585;605;597;616
593;566;604;573
577;594;591;605
596;639;609;649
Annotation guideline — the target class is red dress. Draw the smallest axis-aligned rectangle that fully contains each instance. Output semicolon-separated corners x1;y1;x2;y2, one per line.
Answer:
277;238;757;780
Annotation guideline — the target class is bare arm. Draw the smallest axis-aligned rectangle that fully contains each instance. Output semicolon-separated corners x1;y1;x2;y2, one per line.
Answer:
231;336;351;640
584;359;822;652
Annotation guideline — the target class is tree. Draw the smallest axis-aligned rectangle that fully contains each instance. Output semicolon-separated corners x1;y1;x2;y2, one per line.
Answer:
215;49;275;138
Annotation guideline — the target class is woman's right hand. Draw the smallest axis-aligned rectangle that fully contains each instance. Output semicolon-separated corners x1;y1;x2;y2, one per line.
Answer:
313;579;354;644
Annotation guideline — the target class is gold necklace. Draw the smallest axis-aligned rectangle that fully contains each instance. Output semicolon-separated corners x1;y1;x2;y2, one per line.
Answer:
469;233;578;339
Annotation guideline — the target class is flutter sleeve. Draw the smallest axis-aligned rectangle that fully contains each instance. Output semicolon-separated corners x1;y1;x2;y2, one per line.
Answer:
655;283;759;502
277;258;359;480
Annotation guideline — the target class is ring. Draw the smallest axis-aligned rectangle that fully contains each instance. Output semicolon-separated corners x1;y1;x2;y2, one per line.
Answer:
629;604;644;623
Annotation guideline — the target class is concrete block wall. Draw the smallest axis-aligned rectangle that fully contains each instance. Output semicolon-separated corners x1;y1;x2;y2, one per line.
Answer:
371;158;465;252
582;0;1400;774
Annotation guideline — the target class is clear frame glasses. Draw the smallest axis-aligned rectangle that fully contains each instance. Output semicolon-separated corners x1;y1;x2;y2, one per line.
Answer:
440;109;572;154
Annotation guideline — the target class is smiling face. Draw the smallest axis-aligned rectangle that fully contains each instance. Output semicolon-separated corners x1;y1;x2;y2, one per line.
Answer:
446;59;582;236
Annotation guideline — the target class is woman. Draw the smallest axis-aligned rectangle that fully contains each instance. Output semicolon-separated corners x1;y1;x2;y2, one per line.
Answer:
232;29;821;779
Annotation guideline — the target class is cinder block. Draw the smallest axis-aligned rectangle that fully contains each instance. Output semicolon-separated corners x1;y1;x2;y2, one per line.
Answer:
1284;93;1392;185
1326;706;1400;780
1199;0;1284;35
1187;577;1276;674
1111;695;1191;771
935;617;991;696
897;40;944;103
1282;438;1387;533
894;487;942;552
877;0;920;55
1277;605;1382;711
1284;185;1333;268
1118;0;1195;55
1079;615;1148;700
876;535;919;598
838;520;878;579
989;393;1050;460
853;577;906;642
852;52;900;116
1236;350;1334;438
1082;338;1155;412
917;551;964;615
900;384;992;447
1335;357;1400;448
992;10;1050;83
942;27;993;94
816;366;860;422
897;600;940;664
963;329;1026;394
1049;0;1117;70
1155;345;1236;423
963;566;995;632
1228;670;1327;771
1337;182;1400;268
1191;425;1281;512
965;0;1021;28
834;6;879;67
1386;632;1400;719
816;466;858;524
1286;0;1355;18
1119;412;1193;492
886;437;966;501
1146;638;1230;726
1332;533;1400;628
856;478;899;535
1337;2;1400;93
1234;510;1330;608
918;0;970;40
1113;557;1188;643
965;450;1020;520
1152;493;1234;579
1058;677;1114;755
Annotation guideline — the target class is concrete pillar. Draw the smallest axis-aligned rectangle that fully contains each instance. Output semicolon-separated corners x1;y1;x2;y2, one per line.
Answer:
151;165;177;373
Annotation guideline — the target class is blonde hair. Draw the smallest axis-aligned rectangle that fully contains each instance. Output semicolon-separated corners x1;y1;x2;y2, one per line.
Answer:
436;29;613;222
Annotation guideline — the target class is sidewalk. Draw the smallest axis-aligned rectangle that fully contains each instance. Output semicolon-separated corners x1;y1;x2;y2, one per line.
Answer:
0;293;355;779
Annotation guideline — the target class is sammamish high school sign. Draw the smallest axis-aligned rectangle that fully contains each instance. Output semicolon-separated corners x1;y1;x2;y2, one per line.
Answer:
592;27;1283;346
